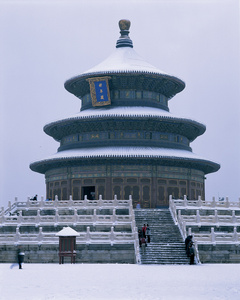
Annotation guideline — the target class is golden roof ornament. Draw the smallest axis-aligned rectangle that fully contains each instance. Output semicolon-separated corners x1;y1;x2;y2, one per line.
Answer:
116;19;133;48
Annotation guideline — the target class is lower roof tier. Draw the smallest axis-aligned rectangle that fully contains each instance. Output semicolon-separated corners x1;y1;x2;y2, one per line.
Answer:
30;147;220;175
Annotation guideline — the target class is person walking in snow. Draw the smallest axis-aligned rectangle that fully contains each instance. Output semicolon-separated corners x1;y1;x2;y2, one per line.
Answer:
17;247;25;269
146;224;151;243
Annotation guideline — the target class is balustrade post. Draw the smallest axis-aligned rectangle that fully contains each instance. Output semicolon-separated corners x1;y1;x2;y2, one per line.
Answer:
110;226;114;241
54;196;59;208
36;209;41;224
18;210;23;224
114;195;118;206
83;195;88;206
212;197;216;208
183;195;187;207
214;210;218;223
99;194;102;201
169;194;172;202
69;195;72;201
55;209;59;223
177;209;181;221
196;210;200;223
132;219;136;230
129;199;133;216
27;197;30;208
197;195;202;207
93;209;97;222
55;195;58;201
129;195;132;206
74;208;78;223
112;208;116;222
86;226;91;241
232;210;236;223
170;200;177;223
233;227;238;242
134;230;138;239
99;195;103;207
225;197;229;208
193;240;200;264
40;196;44;208
8;201;11;211
15;197;18;204
131;209;135;222
188;227;192;236
2;213;6;223
183;221;186;239
15;227;20;242
69;196;74;208
211;227;215;243
38;227;43;242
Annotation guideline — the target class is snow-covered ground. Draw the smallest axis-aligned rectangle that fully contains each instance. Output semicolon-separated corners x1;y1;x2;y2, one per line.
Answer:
0;263;239;300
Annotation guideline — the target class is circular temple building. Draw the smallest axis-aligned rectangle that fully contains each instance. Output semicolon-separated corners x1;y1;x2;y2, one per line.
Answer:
30;20;220;208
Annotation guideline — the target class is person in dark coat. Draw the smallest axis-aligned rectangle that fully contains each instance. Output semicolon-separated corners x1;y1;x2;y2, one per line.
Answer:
17;248;25;269
138;229;143;247
189;244;195;265
186;240;193;257
185;235;192;252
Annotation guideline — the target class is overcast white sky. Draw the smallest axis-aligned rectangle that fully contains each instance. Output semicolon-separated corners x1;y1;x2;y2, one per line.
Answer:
0;0;239;208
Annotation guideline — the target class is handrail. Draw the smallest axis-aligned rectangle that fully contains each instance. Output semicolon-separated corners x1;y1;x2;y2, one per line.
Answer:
171;196;240;210
0;209;133;226
5;195;132;213
179;210;240;226
0;226;137;245
189;226;240;244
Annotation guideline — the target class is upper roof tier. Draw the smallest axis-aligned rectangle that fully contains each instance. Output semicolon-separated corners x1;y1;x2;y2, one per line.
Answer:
64;20;185;101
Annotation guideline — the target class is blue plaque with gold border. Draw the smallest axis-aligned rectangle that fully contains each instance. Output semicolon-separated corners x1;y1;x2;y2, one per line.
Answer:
87;76;111;107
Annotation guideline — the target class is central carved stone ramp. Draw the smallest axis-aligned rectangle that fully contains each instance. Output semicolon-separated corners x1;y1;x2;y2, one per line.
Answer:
134;208;189;264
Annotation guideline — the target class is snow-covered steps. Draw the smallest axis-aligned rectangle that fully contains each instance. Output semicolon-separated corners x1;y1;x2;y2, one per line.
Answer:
134;209;189;264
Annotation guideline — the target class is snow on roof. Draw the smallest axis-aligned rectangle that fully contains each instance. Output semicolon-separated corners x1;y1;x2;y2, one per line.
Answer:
56;226;80;237
30;146;220;174
81;47;169;76
39;147;209;161
44;106;205;129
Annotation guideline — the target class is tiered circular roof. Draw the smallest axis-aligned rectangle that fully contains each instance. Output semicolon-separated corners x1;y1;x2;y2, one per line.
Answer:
30;19;220;175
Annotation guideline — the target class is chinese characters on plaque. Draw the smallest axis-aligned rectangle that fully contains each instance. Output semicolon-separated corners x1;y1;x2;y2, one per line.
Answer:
87;77;111;107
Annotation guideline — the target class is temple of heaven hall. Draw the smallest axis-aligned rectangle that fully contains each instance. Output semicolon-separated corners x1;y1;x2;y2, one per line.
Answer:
30;19;220;208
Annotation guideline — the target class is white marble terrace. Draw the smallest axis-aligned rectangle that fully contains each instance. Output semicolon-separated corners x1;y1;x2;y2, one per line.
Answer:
0;195;140;263
169;195;240;245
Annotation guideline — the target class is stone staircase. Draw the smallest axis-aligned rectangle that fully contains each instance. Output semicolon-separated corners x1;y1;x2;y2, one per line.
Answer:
134;208;189;264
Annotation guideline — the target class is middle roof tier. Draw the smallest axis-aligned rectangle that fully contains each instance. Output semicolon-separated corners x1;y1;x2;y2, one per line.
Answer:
44;106;206;143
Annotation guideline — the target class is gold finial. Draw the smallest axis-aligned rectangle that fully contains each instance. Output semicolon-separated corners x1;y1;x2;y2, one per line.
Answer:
116;19;133;48
119;19;131;31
